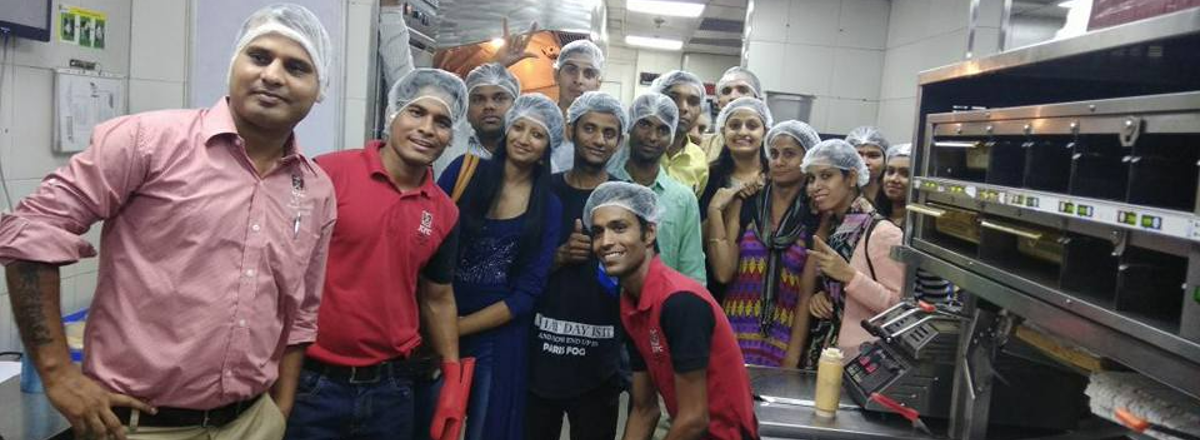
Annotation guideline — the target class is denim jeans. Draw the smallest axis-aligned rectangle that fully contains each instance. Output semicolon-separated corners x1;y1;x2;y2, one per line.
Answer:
284;367;415;440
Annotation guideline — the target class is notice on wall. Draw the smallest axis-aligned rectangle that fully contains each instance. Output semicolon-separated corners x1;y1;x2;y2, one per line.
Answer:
59;5;106;49
55;69;126;153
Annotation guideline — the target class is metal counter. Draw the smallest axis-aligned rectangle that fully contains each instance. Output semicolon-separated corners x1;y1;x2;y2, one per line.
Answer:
749;366;1128;440
750;366;942;440
0;377;70;440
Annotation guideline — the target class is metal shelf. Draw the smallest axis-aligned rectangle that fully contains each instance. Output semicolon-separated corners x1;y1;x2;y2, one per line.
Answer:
895;244;1200;399
913;177;1200;243
926;91;1200;130
919;8;1200;85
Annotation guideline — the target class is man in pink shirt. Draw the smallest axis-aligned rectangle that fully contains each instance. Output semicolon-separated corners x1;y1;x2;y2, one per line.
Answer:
0;4;335;440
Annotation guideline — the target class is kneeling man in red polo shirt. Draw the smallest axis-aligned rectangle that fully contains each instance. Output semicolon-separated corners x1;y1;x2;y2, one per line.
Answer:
583;182;759;440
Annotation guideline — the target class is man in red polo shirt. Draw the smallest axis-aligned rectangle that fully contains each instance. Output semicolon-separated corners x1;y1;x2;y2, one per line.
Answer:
284;69;468;440
583;182;759;440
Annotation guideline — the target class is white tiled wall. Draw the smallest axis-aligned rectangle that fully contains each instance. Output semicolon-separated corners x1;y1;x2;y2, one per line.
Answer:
0;0;190;353
745;0;889;135
873;0;997;145
682;53;741;85
343;0;374;150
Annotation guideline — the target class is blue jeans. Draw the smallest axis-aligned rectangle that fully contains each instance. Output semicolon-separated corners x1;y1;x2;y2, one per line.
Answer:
284;367;415;440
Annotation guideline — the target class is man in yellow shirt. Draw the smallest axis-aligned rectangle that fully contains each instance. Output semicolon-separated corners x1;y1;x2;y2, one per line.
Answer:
650;70;710;196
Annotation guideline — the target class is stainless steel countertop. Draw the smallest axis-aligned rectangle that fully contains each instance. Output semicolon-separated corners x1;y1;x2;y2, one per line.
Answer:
0;376;70;440
749;366;942;440
749;366;1130;440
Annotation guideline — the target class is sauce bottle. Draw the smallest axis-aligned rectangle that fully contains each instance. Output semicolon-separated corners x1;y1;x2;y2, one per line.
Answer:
814;347;845;418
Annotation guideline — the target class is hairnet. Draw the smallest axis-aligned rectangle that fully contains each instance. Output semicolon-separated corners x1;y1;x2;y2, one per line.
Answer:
651;70;705;98
628;93;679;142
567;91;630;134
801;139;871;187
766;120;821;152
583;181;662;229
717;66;762;98
230;4;332;101
465;63;521;99
384;68;469;137
555;40;605;72
887;143;912;159
505;93;565;152
845;126;891;152
717;96;774;130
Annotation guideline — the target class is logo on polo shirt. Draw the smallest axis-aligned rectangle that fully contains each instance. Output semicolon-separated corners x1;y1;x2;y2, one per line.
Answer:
417;209;436;240
649;328;664;354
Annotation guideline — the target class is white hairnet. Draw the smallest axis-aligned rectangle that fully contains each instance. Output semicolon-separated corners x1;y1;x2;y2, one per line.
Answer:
555;40;605;72
465;63;521;99
717;96;774;130
766;120;821;152
651;70;705;98
505;93;565;152
384;68;469;137
583;181;662;229
846;126;891;152
887;143;912;159
567;91;630;134
230;4;332;101
629;93;679;142
801;139;871;187
717;67;762;98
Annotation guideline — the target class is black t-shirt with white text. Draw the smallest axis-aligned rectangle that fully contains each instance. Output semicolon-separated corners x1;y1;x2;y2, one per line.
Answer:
529;173;624;399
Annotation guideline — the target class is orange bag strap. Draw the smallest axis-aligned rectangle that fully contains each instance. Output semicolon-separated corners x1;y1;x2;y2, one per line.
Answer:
450;154;480;202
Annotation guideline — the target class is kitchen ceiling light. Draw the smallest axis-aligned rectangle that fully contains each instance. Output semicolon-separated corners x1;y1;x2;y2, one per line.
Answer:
627;0;706;18
625;35;684;50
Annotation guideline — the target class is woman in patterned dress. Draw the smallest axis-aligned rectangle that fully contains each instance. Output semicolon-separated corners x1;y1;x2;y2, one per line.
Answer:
705;120;822;368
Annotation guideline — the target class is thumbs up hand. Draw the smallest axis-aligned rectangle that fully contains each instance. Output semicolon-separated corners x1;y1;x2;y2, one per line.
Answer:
555;219;593;268
809;235;856;283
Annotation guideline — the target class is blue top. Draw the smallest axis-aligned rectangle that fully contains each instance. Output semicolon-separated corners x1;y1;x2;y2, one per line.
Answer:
437;156;562;317
436;157;562;440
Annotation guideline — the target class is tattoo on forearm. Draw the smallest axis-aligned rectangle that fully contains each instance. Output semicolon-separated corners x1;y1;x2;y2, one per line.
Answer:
9;262;54;347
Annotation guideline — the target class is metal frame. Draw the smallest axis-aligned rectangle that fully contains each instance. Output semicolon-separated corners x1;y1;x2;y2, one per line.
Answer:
898;244;1200;399
903;10;1200;437
919;7;1200;85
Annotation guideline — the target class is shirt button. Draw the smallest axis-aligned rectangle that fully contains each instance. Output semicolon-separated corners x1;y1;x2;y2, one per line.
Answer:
238;319;247;328
244;269;255;277
225;370;232;377
251;224;261;232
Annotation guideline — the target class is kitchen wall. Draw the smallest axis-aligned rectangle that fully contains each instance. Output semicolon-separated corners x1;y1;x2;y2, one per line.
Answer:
0;0;141;353
744;0;890;135
874;0;1003;144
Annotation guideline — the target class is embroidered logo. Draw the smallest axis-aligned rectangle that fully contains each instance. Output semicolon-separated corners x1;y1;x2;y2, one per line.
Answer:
649;328;664;354
418;211;434;237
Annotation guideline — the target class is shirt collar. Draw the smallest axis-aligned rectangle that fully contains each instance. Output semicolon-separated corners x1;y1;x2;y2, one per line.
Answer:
202;98;314;173
365;140;435;198
614;163;670;192
650;166;672;191
633;256;669;312
663;140;699;162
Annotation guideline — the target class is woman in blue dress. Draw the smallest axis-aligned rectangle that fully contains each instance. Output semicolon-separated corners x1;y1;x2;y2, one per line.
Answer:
437;93;563;440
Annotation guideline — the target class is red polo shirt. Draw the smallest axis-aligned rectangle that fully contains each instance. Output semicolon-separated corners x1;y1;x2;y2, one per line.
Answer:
621;257;759;439
307;141;459;366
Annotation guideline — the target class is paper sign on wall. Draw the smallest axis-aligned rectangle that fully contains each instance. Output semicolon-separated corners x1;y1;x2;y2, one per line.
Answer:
59;5;106;49
55;69;126;153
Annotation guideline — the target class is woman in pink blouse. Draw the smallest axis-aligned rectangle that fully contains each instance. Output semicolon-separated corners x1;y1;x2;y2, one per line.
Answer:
799;139;906;365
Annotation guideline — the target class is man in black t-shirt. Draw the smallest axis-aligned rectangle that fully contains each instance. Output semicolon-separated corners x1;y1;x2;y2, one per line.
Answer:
527;91;631;440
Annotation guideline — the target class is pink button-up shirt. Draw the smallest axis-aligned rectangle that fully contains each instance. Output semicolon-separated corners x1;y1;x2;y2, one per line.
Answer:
0;99;336;409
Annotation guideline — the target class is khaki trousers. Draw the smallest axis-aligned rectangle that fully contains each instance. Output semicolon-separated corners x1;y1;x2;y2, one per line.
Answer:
125;395;286;440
